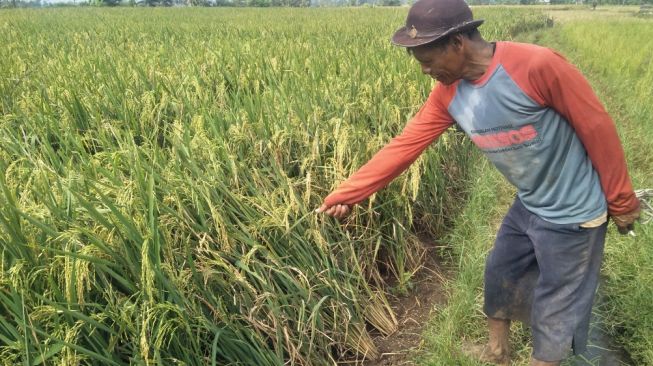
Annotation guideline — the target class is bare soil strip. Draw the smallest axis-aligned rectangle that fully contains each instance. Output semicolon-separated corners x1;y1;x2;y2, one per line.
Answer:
360;239;450;366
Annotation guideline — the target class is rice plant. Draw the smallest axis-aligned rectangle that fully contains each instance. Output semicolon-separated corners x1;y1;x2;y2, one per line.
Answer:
0;7;551;365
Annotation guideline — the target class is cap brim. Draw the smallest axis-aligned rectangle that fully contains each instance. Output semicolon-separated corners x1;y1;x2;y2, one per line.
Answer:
391;19;484;48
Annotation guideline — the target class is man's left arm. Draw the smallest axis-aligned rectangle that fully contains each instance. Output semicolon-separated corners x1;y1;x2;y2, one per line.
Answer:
528;49;640;231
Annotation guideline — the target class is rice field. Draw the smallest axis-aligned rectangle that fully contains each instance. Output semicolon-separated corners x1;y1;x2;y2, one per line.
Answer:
0;7;555;365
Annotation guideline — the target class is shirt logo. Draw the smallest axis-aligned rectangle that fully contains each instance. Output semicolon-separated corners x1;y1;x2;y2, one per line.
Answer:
471;125;539;150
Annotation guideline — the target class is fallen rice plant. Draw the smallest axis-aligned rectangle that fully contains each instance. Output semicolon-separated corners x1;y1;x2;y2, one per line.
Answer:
0;7;552;365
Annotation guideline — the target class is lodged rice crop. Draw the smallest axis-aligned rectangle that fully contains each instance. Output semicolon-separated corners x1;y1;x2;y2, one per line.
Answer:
0;8;550;365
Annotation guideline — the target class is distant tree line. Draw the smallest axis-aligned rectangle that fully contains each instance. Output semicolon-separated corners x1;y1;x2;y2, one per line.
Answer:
466;0;651;4
1;0;651;8
0;0;401;6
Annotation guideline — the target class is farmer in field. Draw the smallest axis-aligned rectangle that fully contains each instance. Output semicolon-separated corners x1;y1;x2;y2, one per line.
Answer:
315;0;641;364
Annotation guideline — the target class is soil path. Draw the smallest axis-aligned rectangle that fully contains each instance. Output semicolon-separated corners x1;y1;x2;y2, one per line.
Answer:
360;238;450;366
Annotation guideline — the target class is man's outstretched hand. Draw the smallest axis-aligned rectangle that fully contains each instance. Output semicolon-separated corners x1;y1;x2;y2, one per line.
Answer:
315;203;351;219
612;206;641;235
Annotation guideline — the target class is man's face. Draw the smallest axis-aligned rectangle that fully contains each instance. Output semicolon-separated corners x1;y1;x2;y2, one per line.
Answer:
410;39;464;85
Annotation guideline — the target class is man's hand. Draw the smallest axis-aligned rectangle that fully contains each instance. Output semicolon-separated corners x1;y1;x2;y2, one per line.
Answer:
611;207;641;235
315;203;351;219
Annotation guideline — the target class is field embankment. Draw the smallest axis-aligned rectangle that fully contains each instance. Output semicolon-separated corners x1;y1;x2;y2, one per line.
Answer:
0;8;551;365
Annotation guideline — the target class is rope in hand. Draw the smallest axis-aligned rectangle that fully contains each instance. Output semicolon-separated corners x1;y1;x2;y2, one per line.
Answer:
635;189;653;225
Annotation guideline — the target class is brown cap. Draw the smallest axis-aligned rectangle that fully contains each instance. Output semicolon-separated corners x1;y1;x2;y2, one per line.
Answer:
391;0;484;48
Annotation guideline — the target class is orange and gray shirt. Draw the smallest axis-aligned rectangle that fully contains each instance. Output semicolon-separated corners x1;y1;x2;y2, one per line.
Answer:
324;41;638;224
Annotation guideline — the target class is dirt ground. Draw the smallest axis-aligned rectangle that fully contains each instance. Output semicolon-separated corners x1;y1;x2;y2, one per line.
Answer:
360;239;451;366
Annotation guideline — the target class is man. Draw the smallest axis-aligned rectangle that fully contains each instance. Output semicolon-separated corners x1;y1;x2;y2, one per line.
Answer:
315;0;641;364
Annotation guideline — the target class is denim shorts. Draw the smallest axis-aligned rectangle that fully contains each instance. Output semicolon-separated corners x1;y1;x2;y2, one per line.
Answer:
484;198;607;362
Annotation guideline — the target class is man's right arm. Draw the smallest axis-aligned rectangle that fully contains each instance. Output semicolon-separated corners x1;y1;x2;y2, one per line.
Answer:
320;85;455;210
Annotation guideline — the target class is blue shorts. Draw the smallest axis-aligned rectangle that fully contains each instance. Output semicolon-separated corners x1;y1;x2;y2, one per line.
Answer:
484;198;607;362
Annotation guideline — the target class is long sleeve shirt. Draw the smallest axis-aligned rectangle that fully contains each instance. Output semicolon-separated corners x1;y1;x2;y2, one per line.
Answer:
324;41;639;224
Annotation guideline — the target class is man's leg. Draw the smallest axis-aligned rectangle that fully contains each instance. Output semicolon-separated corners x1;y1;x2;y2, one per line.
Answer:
529;218;607;363
484;199;539;324
488;317;511;357
472;199;539;364
464;317;511;364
